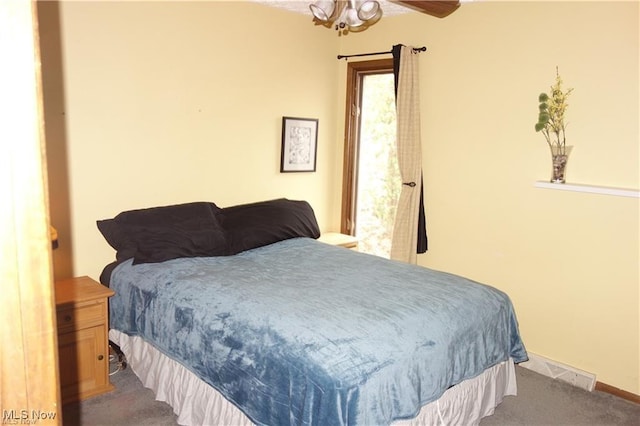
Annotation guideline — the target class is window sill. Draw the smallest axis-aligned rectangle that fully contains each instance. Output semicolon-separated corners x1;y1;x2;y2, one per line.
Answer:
534;181;639;198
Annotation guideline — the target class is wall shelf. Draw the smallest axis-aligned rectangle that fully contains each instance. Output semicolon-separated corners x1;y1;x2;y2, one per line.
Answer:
534;181;640;198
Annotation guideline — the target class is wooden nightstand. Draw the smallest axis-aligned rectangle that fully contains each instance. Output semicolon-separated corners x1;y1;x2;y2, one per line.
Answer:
55;276;114;403
318;232;359;249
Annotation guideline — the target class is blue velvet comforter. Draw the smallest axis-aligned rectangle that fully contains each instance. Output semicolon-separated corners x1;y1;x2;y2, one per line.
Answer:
109;238;527;425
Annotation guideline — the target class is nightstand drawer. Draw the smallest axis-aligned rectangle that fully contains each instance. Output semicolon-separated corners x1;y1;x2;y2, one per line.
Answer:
56;301;106;334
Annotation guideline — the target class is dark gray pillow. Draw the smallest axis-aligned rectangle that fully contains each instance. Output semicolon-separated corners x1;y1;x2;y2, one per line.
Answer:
97;201;227;265
221;198;320;255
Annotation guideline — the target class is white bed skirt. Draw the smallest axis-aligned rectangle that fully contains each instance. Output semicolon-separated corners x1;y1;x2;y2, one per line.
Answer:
110;329;517;426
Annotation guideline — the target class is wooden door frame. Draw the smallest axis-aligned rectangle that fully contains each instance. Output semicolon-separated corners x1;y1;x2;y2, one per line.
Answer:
1;0;61;422
340;58;394;235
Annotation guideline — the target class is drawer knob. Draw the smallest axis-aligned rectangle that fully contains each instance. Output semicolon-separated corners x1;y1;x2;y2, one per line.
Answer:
64;315;72;322
97;354;104;361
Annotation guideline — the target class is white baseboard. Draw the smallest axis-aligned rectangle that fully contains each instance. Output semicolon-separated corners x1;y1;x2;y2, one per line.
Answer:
519;352;596;392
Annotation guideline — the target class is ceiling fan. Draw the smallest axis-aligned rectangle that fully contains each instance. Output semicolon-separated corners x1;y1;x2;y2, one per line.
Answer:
306;0;461;33
255;1;462;33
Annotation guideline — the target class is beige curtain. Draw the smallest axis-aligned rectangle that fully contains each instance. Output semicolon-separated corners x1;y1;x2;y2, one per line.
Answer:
390;46;423;264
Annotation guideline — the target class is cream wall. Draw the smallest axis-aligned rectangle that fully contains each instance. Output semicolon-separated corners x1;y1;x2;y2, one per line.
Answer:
336;1;639;394
44;1;639;395
45;1;341;279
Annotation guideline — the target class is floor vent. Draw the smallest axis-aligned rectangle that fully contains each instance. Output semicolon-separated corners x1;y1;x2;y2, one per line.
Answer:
520;353;596;392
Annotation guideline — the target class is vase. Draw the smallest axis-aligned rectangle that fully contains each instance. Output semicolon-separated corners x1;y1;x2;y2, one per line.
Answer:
550;145;572;183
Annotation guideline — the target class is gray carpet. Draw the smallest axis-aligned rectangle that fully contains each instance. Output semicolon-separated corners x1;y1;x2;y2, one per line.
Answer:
63;362;639;425
480;367;639;426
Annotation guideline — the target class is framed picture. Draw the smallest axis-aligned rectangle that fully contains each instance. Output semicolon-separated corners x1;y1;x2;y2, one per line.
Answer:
280;116;318;172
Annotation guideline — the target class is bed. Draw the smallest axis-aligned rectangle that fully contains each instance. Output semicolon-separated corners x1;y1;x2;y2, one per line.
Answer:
98;199;527;426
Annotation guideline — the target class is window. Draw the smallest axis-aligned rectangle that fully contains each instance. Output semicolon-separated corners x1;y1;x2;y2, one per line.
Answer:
341;59;400;258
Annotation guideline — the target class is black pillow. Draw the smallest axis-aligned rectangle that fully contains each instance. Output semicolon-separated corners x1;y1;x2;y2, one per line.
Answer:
97;219;137;263
222;198;320;255
97;201;227;265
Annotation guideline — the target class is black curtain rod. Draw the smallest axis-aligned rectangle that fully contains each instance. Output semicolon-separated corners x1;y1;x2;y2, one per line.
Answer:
337;46;426;61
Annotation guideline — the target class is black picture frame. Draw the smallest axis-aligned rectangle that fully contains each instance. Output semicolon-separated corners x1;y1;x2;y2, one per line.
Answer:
280;116;318;173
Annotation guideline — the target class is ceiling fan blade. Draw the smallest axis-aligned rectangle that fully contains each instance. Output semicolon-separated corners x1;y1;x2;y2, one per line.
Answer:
389;0;460;18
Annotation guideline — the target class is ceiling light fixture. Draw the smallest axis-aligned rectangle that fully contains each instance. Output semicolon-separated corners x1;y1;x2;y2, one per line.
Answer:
310;0;382;33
